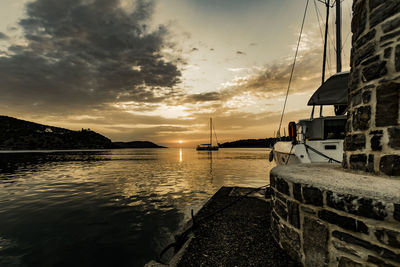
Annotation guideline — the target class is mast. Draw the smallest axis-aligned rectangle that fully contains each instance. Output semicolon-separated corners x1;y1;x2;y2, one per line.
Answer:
210;118;212;146
336;0;342;73
321;0;330;84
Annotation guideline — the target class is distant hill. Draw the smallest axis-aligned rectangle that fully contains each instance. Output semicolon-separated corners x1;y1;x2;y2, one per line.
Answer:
113;141;166;148
219;137;290;148
0;115;114;150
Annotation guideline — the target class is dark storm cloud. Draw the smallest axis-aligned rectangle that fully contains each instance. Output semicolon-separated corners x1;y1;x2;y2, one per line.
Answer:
0;32;9;40
185;92;221;103
0;0;182;110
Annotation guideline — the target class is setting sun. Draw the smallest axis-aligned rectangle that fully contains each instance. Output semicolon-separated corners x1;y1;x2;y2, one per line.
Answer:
178;140;183;144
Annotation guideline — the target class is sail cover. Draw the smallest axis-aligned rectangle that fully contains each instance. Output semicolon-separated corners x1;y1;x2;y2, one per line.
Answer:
307;71;349;106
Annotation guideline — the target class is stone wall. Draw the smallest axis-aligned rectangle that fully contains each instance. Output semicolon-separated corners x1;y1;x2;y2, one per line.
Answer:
344;0;400;175
270;164;400;267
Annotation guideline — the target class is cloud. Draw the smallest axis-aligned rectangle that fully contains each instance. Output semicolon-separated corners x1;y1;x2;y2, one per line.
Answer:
0;32;9;40
0;0;182;111
185;92;221;103
182;43;325;106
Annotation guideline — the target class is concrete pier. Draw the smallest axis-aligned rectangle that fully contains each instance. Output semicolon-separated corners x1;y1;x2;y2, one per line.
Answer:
147;187;300;267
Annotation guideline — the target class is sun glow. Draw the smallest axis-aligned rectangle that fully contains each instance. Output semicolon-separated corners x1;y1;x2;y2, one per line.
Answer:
178;140;183;144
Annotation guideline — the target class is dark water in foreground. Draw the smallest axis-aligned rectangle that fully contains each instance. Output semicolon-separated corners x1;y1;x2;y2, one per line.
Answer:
0;148;274;267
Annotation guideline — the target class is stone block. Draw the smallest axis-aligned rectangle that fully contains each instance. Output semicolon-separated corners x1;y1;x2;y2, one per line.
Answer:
333;231;400;263
354;41;376;67
370;1;400;28
370;135;382;151
381;41;394;48
326;192;387;220
376;82;400;127
352;106;371;130
338;257;363;267
345;119;352;133
383;14;400;32
362;61;387;82
344;134;365;151
275;191;287;203
301;206;316;215
375;228;400;249
361;55;379;66
349;154;367;171
349;68;360;91
332;240;361;258
274;199;287;221
293;183;302;202
318;209;369;234
379;155;400;176
362;90;371;104
302;186;323;207
350;90;362;107
280;223;301;262
384;47;392;59
394;204;400;222
368;255;397;267
388;127;400;149
276;177;289;195
369;0;382;12
287;200;300;229
355;29;376;49
303;216;329;267
352;0;367;41
381;30;400;43
369;130;383;135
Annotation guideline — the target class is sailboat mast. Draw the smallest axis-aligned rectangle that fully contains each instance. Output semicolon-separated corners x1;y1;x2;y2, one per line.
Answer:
210;118;212;146
321;0;330;84
336;0;342;73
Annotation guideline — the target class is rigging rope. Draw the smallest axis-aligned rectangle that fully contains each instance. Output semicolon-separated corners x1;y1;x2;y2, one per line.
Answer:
314;0;332;73
277;0;309;137
212;123;219;145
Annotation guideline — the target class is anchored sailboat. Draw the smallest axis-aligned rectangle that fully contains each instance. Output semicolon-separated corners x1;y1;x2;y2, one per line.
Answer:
272;0;348;165
196;118;220;151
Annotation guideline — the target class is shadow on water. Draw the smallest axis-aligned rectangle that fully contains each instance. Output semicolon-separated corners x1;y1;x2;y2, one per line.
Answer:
0;151;110;175
0;194;184;267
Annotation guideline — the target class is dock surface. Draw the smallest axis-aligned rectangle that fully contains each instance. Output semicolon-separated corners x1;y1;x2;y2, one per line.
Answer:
174;186;301;266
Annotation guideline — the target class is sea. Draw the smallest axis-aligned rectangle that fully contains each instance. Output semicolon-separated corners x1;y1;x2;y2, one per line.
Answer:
0;148;275;267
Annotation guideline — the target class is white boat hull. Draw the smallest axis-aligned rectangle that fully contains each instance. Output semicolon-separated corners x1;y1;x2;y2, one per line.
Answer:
273;140;343;165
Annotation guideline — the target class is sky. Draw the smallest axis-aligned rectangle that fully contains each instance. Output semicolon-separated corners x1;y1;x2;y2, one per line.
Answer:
0;0;353;147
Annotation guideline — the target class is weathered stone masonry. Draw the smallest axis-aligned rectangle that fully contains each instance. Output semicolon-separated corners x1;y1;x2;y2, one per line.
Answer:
270;165;400;267
269;1;400;265
344;0;400;175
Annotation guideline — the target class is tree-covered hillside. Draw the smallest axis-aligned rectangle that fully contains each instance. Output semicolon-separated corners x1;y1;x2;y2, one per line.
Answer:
0;116;114;150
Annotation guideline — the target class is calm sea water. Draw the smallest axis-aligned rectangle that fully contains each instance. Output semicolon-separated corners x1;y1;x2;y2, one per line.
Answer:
0;148;274;267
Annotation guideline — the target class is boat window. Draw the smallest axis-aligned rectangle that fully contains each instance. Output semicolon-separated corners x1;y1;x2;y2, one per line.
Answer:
324;119;346;139
324;145;337;150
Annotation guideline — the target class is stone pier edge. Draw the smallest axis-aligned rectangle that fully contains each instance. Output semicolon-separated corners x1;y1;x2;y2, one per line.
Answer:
270;165;400;267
